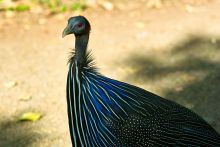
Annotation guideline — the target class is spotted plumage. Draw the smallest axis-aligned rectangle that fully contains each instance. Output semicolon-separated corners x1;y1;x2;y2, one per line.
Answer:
62;16;220;147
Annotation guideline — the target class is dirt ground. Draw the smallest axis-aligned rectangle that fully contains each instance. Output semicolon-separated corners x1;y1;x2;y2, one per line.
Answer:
0;0;220;146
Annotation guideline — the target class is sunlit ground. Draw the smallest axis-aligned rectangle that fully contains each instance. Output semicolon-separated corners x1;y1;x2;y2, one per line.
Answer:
0;0;220;146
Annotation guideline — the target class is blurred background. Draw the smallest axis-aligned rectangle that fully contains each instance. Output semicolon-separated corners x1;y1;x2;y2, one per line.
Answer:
0;0;220;146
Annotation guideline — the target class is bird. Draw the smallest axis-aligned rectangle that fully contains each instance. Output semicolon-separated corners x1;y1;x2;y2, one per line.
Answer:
62;16;220;147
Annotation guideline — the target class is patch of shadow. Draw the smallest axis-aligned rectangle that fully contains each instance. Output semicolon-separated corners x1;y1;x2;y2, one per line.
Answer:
0;119;42;147
122;35;220;132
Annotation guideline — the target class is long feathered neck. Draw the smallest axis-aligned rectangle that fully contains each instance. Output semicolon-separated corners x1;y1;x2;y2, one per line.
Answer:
74;34;89;64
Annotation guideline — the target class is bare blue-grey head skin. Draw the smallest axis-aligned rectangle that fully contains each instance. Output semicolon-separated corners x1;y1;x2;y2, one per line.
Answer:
63;16;220;147
63;16;91;64
62;16;91;37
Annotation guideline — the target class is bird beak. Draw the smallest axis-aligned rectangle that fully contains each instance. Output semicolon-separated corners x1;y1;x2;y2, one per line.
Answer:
62;25;71;38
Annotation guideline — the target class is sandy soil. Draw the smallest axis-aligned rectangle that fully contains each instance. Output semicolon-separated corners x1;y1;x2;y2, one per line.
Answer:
0;0;220;146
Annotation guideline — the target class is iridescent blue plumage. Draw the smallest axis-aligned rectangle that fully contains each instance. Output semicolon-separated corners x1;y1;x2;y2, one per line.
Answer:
63;16;220;147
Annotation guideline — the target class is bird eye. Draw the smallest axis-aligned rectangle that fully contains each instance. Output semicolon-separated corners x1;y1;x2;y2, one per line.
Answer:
76;23;84;28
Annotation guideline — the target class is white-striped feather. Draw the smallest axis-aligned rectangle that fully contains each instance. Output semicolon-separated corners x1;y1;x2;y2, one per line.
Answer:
68;63;77;147
82;83;116;145
74;62;84;146
68;64;220;146
82;92;99;147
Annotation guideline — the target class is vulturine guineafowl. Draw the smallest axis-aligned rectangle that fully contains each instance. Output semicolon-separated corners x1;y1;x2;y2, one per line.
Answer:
62;16;220;147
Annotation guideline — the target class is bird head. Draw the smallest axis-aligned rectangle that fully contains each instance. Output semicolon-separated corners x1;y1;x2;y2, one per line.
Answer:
62;16;91;38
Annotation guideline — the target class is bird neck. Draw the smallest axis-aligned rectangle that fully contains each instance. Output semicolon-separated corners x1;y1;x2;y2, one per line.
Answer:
74;34;89;64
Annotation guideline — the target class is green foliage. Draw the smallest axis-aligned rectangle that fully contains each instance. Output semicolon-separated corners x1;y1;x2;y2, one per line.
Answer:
15;4;30;11
5;4;30;12
60;4;67;13
34;0;87;12
0;0;88;13
71;1;86;11
32;0;87;13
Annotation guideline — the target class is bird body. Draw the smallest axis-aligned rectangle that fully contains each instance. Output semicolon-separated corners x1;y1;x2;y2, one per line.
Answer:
63;16;220;147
